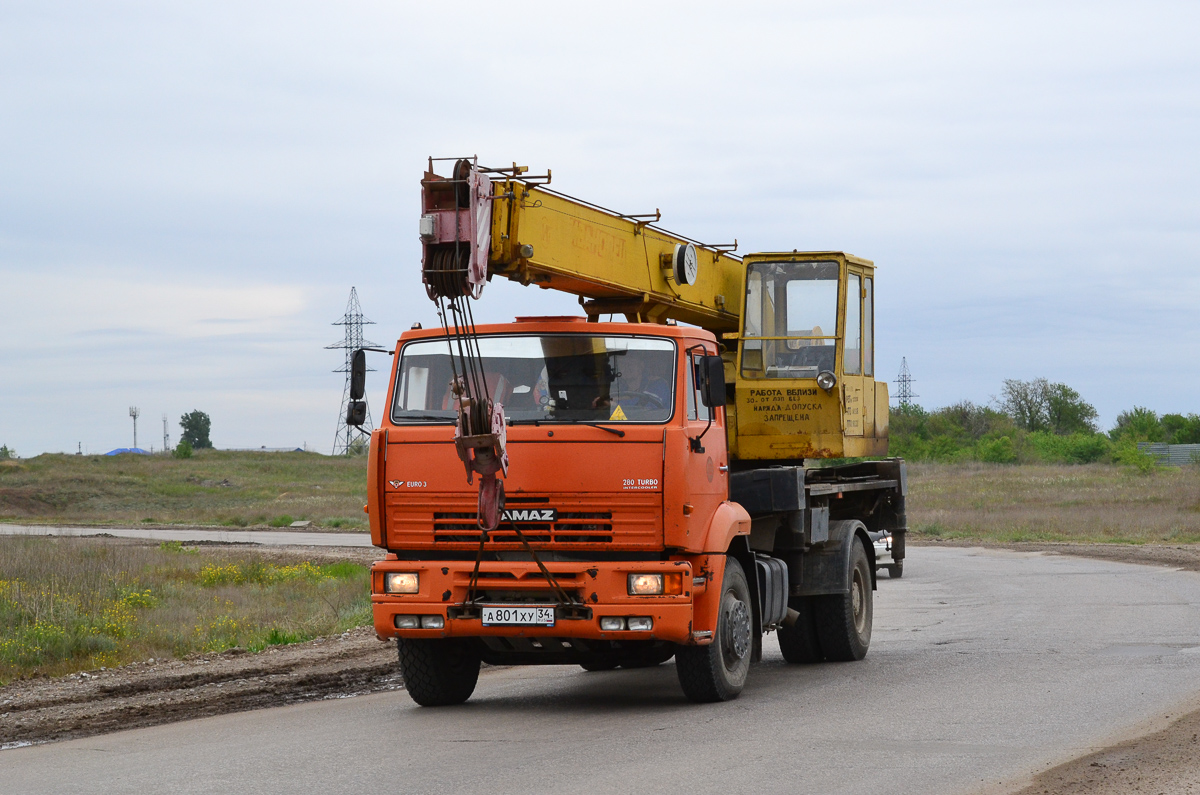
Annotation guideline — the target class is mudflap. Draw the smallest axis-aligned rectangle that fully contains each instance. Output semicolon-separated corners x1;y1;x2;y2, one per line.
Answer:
788;520;875;597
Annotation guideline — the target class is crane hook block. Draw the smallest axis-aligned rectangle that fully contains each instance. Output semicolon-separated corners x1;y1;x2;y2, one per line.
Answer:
420;158;493;301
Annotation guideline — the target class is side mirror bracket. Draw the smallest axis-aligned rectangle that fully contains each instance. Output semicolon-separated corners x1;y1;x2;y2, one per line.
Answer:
346;401;368;427
689;351;726;454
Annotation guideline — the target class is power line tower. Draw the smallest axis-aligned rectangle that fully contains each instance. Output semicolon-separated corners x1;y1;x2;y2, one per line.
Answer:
893;357;918;407
129;406;140;448
328;287;379;455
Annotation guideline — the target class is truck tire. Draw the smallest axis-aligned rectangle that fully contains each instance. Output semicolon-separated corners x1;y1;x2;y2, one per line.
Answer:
813;535;872;662
397;638;480;706
777;595;823;663
675;557;752;703
888;561;904;579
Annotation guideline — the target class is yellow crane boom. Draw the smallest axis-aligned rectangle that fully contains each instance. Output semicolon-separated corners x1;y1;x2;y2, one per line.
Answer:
420;159;888;461
487;176;744;334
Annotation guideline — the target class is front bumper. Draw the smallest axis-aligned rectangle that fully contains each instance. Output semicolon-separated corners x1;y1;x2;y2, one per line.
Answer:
371;558;700;645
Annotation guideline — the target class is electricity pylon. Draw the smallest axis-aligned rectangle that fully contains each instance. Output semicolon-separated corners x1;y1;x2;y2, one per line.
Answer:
893;358;918;407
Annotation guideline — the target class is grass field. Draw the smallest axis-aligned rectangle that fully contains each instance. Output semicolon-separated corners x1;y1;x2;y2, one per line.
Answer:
0;535;371;684
3;450;1199;544
908;462;1200;544
0;450;368;529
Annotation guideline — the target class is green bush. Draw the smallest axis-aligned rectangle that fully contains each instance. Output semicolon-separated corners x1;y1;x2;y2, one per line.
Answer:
1112;439;1157;474
1027;432;1111;464
172;439;193;459
976;435;1017;463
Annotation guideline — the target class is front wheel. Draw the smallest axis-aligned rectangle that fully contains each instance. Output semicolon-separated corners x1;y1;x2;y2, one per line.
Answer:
676;557;752;703
813;534;873;662
888;561;904;579
397;638;481;706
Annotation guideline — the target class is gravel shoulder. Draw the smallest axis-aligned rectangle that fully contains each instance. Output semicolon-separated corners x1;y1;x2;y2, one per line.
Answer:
918;537;1200;573
1;626;402;749
1007;694;1200;795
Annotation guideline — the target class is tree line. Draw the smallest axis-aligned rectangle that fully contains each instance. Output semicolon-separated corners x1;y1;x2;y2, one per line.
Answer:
890;378;1200;467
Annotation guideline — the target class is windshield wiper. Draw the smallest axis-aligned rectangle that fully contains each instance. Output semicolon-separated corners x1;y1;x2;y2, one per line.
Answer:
578;422;625;437
395;414;455;422
509;418;625;437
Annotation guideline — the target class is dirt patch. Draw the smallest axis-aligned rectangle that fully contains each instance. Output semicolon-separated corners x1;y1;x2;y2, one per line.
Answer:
916;538;1200;573
1009;702;1200;794
0;626;402;748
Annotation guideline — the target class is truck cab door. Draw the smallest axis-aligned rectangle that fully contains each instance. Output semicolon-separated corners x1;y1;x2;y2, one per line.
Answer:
684;344;728;507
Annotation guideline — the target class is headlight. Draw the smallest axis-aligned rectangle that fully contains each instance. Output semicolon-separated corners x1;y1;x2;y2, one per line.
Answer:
384;572;419;594
816;370;837;391
600;617;627;631
628;573;664;595
626;617;653;631
395;615;420;629
420;615;444;629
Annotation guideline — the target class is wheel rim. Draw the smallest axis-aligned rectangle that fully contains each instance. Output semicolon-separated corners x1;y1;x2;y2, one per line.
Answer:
722;592;752;667
851;567;866;634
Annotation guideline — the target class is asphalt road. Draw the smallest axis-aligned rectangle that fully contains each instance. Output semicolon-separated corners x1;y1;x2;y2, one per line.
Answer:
0;523;374;547
5;547;1200;795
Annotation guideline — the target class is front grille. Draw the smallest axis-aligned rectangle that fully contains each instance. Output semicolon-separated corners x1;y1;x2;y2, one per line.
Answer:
433;512;612;544
386;492;660;550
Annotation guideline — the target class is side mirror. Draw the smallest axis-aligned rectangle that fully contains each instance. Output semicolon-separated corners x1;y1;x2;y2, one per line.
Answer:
346;400;367;427
699;354;726;409
350;349;366;400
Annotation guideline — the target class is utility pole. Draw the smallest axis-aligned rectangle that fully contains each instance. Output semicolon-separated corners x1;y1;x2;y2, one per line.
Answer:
129;406;141;449
327;287;379;455
162;414;169;452
893;358;918;407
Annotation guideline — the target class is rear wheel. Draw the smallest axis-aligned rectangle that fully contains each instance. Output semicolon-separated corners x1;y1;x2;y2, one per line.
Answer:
814;535;873;662
777;595;823;663
397;638;481;706
676;558;752;703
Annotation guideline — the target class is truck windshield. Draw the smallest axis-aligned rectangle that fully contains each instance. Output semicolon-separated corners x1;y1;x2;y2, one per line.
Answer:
742;260;839;379
391;335;676;424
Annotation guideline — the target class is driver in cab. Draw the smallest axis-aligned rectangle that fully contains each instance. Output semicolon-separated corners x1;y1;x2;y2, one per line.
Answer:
593;354;671;415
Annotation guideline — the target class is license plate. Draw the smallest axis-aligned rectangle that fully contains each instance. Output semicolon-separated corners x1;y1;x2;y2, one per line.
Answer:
481;605;555;627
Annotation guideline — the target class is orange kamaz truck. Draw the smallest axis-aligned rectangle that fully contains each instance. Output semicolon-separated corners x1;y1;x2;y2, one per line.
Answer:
357;158;907;705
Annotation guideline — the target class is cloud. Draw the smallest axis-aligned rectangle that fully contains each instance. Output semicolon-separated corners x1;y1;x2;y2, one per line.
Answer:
1;268;308;347
1;0;1198;454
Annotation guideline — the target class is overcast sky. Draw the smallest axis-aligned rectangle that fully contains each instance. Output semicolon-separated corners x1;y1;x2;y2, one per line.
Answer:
2;1;1197;455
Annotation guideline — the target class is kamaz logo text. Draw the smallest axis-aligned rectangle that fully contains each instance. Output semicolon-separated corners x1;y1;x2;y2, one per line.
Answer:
502;508;557;522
